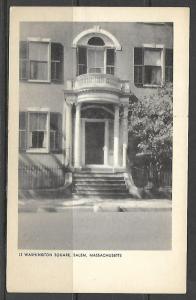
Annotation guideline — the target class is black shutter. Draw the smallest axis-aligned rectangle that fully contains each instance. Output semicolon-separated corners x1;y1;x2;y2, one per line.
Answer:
77;47;87;75
134;47;144;86
19;112;27;151
19;41;28;80
50;113;62;152
106;49;115;75
51;43;64;82
165;49;173;83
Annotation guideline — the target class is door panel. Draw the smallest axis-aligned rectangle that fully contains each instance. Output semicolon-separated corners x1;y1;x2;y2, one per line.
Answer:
85;122;105;165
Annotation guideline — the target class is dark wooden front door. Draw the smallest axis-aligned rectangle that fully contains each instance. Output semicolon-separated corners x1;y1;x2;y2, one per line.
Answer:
85;122;105;165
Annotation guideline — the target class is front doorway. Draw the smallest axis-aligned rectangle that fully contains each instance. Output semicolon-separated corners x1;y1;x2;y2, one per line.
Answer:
85;121;105;165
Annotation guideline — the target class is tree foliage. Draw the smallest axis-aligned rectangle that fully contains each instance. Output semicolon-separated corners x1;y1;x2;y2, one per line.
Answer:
129;83;173;174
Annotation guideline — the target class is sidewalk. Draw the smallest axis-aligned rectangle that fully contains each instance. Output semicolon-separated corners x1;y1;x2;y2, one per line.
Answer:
19;197;172;213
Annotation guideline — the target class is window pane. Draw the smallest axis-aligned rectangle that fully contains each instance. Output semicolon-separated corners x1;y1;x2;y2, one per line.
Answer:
30;61;48;80
144;66;162;85
88;37;105;46
29;42;49;61
29;113;47;131
144;49;161;66
31;131;46;148
134;47;143;65
88;49;104;73
95;50;104;69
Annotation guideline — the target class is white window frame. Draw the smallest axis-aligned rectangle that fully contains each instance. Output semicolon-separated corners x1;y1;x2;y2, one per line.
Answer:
27;38;51;83
77;44;115;76
26;108;50;153
87;46;106;74
133;44;165;88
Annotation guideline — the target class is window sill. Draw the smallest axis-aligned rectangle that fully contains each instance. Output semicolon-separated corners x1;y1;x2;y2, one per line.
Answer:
28;79;51;83
143;84;163;88
26;148;49;154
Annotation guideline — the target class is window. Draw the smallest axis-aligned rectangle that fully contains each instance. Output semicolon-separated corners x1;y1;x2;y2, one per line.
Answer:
134;47;173;87
29;41;50;81
88;48;105;73
28;112;48;149
77;37;115;76
19;111;62;153
19;40;63;82
77;47;115;76
88;37;105;46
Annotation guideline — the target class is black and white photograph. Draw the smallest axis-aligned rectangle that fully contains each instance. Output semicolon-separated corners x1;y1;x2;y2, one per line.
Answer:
17;21;173;250
7;7;189;293
18;22;173;250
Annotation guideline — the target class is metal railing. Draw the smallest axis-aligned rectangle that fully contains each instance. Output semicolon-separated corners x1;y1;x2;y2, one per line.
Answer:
132;165;172;189
18;164;65;189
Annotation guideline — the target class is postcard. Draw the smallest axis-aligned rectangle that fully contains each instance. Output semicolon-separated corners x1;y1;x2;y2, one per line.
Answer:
7;6;189;293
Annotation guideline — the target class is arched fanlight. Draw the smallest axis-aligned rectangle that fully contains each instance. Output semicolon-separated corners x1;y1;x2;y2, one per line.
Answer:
88;37;105;46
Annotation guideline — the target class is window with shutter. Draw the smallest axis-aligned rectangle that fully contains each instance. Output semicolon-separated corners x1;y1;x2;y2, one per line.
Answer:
143;48;162;85
19;111;62;153
134;46;173;87
28;112;48;149
19;40;64;83
28;41;50;81
77;37;115;76
134;46;166;87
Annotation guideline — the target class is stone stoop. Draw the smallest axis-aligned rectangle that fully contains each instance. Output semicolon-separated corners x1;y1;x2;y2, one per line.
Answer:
72;170;130;198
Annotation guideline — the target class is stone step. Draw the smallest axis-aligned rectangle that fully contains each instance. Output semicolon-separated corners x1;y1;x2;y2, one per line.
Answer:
72;191;129;196
74;168;125;173
73;178;125;184
73;186;128;192
73;174;125;179
72;171;129;197
75;182;126;187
